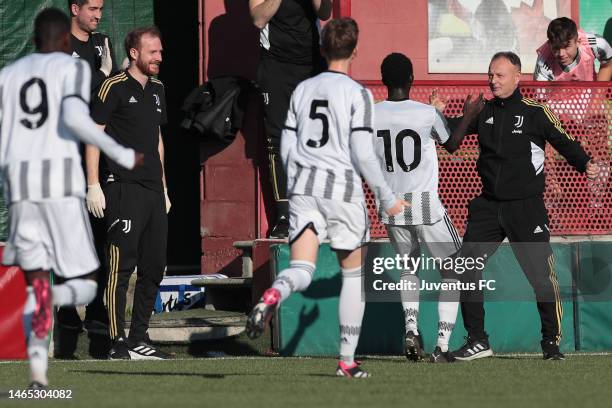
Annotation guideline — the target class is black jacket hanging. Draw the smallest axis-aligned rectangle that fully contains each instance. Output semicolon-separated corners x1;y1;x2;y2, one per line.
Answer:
181;76;257;144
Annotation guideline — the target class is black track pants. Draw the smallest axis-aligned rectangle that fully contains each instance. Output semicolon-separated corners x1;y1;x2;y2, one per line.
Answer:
257;58;320;219
459;195;562;345
104;182;167;344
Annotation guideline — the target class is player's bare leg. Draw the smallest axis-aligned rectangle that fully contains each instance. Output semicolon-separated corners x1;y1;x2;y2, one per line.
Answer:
246;228;319;339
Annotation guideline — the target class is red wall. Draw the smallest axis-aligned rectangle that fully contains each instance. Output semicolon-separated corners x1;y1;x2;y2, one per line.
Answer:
348;0;577;81
351;0;439;80
200;0;263;275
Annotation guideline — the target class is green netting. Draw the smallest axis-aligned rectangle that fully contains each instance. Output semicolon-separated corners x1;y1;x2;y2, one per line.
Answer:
0;0;154;68
274;242;575;356
0;0;154;241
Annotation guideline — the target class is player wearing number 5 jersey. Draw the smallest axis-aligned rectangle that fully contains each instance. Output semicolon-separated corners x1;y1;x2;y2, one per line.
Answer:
246;18;407;378
374;53;478;363
0;8;141;389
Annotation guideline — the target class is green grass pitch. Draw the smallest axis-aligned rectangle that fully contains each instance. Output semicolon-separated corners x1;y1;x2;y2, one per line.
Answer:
1;354;612;408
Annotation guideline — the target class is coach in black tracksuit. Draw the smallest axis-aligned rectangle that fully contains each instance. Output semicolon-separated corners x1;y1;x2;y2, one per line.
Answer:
89;27;171;360
72;25;116;330
447;52;599;361
249;0;332;238
71;32;117;92
56;0;120;358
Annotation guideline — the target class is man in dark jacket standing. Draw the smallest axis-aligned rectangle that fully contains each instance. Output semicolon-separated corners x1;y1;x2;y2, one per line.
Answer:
249;0;332;238
446;52;600;361
56;0;119;358
69;0;117;93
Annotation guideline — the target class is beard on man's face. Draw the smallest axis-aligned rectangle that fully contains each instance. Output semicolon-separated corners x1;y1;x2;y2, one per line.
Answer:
136;58;160;76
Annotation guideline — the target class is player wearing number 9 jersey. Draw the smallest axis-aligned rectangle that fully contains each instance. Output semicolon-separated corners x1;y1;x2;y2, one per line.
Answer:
0;8;139;389
247;18;406;379
373;53;463;363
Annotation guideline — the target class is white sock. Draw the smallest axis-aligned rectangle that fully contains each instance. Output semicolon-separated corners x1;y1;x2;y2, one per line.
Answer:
271;261;315;304
52;279;97;306
338;265;365;365
23;288;36;336
28;332;49;386
437;279;460;352
400;271;420;335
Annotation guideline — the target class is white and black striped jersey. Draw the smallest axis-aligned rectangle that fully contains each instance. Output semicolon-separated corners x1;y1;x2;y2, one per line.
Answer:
281;71;396;209
534;33;612;81
374;100;450;225
0;52;91;203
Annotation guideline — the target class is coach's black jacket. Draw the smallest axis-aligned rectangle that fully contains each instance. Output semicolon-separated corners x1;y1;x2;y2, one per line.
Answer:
71;32;118;93
462;87;590;201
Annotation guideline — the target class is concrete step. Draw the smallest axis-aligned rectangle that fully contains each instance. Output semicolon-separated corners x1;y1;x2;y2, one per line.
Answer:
126;309;246;344
233;240;255;277
191;277;252;287
190;277;252;312
232;239;285;279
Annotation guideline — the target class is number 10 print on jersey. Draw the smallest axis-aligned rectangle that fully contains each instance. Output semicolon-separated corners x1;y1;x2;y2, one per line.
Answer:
374;100;452;226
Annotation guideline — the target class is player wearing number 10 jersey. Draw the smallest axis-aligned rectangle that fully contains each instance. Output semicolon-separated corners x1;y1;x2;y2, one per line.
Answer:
247;18;406;378
373;53;463;363
0;8;140;389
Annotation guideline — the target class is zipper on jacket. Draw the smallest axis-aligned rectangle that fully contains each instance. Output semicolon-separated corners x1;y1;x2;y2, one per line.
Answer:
493;105;505;197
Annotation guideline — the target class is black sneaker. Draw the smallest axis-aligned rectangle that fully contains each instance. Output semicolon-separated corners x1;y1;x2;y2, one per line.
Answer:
246;288;280;339
336;361;370;378
542;340;565;360
128;341;174;360
269;216;289;239
430;346;455;363
404;331;425;362
28;381;47;390
108;337;131;360
452;336;493;361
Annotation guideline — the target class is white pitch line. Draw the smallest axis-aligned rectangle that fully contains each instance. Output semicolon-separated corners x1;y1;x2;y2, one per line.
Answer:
0;356;310;365
1;352;611;366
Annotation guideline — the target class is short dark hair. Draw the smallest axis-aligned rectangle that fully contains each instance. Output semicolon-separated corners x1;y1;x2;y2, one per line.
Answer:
124;26;162;61
490;51;522;71
320;18;359;60
381;53;414;88
67;0;88;7
67;0;88;16
34;8;70;50
547;17;578;50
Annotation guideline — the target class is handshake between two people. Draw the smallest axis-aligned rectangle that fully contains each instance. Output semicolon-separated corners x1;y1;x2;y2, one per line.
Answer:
429;90;602;181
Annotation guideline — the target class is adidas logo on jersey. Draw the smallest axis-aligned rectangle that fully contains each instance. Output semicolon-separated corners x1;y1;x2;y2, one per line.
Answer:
534;226;543;234
129;96;138;103
71;51;80;58
485;117;494;124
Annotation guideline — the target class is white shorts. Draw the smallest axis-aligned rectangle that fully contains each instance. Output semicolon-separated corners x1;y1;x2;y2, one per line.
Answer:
2;197;99;278
387;213;462;261
288;195;370;251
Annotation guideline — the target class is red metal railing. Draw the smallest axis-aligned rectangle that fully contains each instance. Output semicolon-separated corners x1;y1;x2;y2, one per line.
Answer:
364;81;611;237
